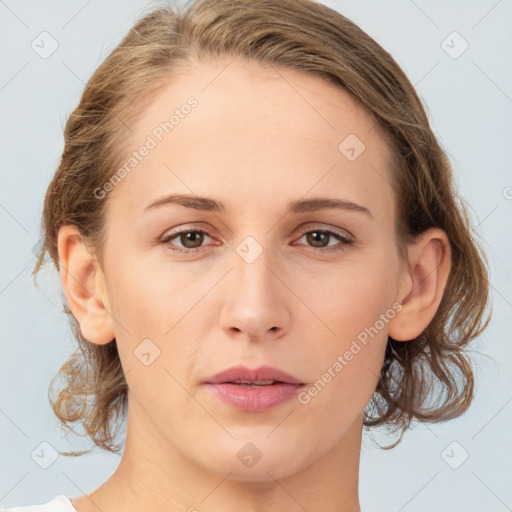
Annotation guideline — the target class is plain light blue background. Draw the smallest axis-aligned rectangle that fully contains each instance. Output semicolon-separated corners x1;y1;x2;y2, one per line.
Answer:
0;1;511;511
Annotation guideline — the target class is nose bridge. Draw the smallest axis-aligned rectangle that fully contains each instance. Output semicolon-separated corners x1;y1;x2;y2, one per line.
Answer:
235;234;276;294
219;232;290;339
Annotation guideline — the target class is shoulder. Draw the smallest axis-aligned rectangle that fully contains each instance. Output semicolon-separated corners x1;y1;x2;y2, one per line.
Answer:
0;496;76;512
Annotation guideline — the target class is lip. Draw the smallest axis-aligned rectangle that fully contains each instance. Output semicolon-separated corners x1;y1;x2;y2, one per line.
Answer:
203;364;304;385
203;365;305;412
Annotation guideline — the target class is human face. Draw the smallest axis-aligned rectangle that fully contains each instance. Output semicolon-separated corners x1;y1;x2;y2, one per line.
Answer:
100;57;403;480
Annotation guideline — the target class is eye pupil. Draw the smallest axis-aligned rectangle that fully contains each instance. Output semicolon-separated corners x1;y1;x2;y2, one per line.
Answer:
307;231;328;247
182;231;204;248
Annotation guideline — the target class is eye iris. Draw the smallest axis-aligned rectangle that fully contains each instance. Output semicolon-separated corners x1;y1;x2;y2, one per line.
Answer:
307;231;329;247
181;231;204;248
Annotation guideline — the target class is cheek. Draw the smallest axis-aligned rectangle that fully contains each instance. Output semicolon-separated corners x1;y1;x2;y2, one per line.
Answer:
106;250;198;334
104;252;214;382
301;251;398;343
296;280;391;438
296;250;397;399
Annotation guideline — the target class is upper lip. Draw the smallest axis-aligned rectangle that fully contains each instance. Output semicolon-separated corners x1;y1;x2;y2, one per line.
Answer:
204;365;304;385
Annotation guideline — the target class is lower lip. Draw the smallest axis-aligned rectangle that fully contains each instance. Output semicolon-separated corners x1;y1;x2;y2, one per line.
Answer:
205;382;305;412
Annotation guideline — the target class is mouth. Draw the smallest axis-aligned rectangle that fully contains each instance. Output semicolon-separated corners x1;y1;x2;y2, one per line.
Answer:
226;379;289;387
204;377;305;412
202;365;305;412
203;365;305;386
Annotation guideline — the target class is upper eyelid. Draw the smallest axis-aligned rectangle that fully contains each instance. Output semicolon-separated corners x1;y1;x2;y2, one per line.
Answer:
161;222;353;238
160;225;213;240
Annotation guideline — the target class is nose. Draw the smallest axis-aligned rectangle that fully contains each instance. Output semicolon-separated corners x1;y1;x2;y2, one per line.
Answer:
219;245;291;342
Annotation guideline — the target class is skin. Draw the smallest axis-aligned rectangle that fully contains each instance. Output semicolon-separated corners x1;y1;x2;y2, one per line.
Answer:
58;58;451;512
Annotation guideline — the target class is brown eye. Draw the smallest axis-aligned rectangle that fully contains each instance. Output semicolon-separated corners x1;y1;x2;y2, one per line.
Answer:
306;231;330;248
178;231;205;249
295;228;353;253
160;229;213;253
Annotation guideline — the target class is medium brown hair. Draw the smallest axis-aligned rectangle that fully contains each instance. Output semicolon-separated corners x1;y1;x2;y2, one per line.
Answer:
33;0;491;454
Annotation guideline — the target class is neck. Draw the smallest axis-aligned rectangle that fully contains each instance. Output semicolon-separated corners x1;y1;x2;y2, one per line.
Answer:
72;402;363;512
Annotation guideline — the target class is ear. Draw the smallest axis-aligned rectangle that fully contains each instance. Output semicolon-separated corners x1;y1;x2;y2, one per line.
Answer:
57;224;114;345
388;227;451;341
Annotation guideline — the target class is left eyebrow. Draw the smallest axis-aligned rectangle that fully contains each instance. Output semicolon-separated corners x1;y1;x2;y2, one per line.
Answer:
288;197;373;219
143;193;373;219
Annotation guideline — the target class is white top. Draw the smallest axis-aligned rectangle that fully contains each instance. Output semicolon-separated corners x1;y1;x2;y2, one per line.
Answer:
0;496;76;512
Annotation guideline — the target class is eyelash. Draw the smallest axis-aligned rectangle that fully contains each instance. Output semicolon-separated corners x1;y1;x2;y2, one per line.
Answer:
159;226;354;255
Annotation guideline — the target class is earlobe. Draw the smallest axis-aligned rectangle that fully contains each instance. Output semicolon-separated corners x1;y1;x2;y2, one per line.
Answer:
57;224;115;345
388;228;452;342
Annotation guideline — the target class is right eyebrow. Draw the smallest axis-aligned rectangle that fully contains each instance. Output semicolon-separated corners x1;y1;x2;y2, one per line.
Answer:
144;194;224;212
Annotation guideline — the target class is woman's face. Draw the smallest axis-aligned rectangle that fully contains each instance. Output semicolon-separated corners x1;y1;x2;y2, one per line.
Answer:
98;58;406;480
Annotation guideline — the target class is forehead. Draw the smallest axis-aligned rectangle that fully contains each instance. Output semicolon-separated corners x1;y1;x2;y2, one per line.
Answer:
107;58;395;221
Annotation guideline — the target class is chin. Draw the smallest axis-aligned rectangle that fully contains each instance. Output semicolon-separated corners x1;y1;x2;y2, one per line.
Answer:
194;437;310;482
